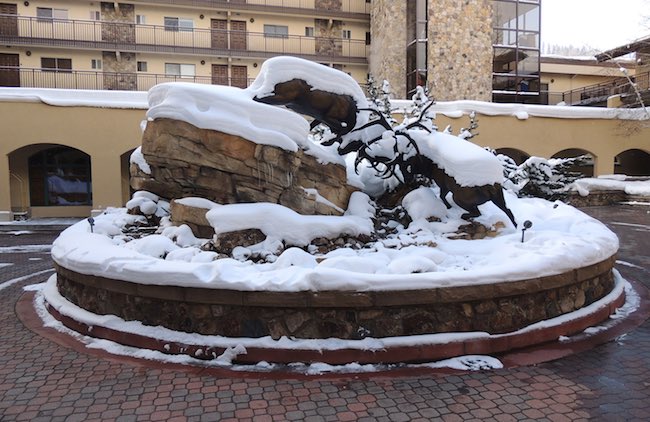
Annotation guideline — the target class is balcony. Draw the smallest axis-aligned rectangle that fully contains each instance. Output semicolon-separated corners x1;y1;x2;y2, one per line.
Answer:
560;71;650;107
0;66;367;92
0;15;369;64
127;0;371;20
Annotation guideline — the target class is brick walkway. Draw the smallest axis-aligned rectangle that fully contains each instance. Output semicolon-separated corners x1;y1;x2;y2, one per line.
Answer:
1;205;649;421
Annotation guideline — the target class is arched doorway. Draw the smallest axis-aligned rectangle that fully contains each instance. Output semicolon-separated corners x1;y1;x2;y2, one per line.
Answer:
495;148;530;165
614;149;650;176
25;145;92;207
551;148;595;177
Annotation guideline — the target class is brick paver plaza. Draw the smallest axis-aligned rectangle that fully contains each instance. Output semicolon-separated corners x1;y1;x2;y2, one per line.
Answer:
1;205;649;421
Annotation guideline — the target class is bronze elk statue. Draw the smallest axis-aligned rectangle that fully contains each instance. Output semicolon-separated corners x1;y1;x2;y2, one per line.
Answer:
253;78;517;227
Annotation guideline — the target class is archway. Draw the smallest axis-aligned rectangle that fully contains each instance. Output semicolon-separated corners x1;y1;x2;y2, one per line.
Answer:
614;149;650;176
120;148;136;206
495;148;530;165
551;148;595;177
8;144;92;212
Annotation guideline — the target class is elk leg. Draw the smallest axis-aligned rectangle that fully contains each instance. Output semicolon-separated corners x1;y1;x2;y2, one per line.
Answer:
490;189;518;227
440;188;453;209
460;206;481;221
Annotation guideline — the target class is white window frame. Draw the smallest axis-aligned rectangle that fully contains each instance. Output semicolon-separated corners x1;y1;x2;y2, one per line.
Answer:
165;63;195;78
37;7;68;21
342;29;352;39
264;24;289;38
89;11;101;21
305;26;314;37
164;17;193;32
136;14;146;25
137;61;148;72
91;59;102;70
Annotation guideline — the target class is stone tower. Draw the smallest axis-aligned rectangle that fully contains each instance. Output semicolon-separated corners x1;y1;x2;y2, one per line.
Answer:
370;0;493;101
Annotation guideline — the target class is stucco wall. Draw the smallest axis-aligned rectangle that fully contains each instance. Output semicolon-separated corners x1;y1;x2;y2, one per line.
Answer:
1;98;649;219
0;101;144;218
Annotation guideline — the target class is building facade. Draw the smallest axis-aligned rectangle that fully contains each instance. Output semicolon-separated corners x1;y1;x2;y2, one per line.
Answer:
0;0;543;102
370;0;540;102
0;0;371;91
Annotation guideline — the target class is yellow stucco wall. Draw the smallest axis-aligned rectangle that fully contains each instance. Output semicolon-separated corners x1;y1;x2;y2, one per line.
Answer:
1;98;649;220
0;101;144;218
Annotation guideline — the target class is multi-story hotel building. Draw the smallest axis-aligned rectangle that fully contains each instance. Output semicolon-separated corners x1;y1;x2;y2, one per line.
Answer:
0;0;372;92
0;0;544;102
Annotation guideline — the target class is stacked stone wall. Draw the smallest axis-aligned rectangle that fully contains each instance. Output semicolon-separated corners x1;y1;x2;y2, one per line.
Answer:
55;255;617;339
131;118;357;217
315;19;343;57
427;0;493;101
369;0;407;98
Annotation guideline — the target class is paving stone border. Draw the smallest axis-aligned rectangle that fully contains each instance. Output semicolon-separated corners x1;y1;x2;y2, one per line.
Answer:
54;255;617;342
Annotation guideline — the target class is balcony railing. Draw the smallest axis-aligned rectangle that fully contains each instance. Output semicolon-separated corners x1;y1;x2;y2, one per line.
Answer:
127;0;371;19
0;15;368;63
561;71;650;107
0;66;255;91
0;66;367;92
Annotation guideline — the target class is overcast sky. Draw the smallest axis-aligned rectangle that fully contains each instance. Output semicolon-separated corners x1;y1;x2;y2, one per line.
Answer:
541;0;649;51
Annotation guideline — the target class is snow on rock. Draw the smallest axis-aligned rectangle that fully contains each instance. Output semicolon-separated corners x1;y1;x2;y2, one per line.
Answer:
147;82;309;153
51;191;619;292
123;234;179;259
129;146;151;175
205;192;374;247
174;197;221;211
161;224;204;248
246;56;369;111
411;130;505;187
571;176;650;196
402;187;448;222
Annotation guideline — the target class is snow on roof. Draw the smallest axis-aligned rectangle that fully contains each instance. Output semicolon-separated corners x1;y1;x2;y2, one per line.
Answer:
393;99;650;121
541;54;598;61
412;131;504;187
246;56;369;110
0;87;148;108
51;192;618;293
2;87;647;121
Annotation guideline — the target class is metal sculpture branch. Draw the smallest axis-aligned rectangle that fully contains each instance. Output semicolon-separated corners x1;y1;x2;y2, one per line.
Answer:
253;80;518;227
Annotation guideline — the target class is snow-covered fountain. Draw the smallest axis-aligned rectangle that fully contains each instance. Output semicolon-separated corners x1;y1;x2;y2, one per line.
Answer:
44;57;624;367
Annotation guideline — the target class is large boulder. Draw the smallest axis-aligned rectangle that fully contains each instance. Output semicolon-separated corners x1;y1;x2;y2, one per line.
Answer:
131;118;357;217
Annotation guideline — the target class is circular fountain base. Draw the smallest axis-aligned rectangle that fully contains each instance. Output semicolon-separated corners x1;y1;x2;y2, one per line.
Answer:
48;255;623;365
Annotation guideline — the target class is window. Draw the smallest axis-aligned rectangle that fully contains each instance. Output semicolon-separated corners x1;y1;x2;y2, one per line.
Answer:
365;31;371;45
28;147;92;206
41;57;72;72
91;59;102;70
136;15;146;24
36;7;68;20
164;17;193;32
89;11;100;21
342;29;351;39
305;26;314;37
165;63;195;78
137;61;148;72
264;24;288;38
